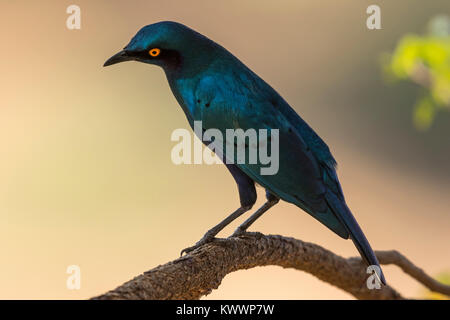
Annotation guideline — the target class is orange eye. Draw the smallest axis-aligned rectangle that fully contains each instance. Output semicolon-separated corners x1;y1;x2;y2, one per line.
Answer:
149;48;161;57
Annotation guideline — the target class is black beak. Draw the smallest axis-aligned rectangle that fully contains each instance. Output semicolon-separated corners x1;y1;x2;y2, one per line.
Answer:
103;50;133;67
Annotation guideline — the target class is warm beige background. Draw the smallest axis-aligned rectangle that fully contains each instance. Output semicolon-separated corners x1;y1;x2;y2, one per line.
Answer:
1;1;449;299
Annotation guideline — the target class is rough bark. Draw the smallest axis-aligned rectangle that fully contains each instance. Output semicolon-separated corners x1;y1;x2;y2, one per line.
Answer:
92;234;450;300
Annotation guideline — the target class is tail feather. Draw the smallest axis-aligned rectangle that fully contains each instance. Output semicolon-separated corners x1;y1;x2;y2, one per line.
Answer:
324;190;386;285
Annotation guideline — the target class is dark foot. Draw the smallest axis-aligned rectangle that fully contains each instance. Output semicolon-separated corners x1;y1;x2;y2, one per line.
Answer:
180;233;216;256
230;228;264;239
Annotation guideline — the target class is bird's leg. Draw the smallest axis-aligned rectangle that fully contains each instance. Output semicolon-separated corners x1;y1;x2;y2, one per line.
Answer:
180;163;257;256
231;191;279;237
180;205;252;256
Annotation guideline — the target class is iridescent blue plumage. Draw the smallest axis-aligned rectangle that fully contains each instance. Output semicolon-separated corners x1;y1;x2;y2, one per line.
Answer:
104;21;386;284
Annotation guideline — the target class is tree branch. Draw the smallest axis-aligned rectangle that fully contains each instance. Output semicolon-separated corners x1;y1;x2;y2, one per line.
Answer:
92;234;450;300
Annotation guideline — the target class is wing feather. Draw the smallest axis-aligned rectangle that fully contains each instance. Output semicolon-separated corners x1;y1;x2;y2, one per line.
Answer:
192;67;348;238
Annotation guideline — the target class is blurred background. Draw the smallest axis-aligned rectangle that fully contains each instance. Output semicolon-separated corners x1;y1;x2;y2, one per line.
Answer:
0;0;449;299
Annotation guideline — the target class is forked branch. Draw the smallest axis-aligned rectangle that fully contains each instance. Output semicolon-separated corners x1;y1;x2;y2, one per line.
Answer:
92;234;450;300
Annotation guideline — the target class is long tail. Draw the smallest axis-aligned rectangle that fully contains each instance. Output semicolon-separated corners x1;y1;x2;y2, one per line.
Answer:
325;190;386;285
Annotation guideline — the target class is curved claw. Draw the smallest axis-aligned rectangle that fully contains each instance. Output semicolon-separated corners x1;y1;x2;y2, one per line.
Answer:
180;245;197;256
180;235;215;256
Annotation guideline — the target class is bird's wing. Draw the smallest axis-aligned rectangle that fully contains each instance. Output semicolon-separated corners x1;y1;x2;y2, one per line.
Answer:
192;66;387;284
236;67;346;200
193;68;349;238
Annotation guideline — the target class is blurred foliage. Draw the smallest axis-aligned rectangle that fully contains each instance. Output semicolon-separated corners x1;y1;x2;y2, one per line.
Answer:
422;272;450;300
383;15;450;131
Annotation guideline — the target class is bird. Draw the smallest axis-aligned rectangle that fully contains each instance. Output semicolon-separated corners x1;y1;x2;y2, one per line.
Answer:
104;21;386;285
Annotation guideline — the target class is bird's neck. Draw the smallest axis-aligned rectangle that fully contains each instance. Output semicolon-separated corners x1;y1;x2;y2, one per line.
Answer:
166;38;224;80
162;39;231;126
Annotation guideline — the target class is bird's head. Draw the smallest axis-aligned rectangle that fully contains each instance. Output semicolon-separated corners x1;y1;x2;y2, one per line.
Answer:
103;21;218;74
